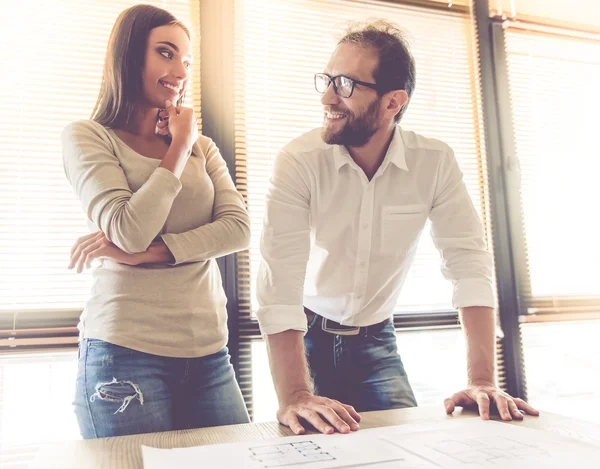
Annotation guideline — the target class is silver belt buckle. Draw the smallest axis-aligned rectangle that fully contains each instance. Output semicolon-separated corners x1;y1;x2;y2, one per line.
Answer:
321;318;360;336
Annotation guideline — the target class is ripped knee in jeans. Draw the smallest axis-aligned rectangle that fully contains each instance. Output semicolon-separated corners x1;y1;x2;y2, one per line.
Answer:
90;377;144;414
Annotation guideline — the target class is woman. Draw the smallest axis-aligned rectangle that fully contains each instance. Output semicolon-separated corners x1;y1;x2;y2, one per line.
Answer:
62;4;250;439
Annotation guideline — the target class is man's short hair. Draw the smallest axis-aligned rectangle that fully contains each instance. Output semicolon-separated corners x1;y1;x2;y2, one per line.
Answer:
339;20;416;122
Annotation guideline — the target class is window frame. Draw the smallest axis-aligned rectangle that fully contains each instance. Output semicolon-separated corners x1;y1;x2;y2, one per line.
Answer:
5;0;598;422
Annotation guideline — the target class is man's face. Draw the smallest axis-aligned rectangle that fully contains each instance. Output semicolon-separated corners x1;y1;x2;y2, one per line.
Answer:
320;43;383;147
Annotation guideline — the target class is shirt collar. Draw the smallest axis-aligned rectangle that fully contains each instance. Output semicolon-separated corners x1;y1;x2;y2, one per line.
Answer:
332;125;408;172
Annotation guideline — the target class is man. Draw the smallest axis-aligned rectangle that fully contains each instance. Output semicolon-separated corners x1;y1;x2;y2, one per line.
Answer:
256;20;538;435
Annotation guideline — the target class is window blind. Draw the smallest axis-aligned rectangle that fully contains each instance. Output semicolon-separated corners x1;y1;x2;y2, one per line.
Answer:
0;0;201;334
504;28;600;316
489;0;600;32
1;0;201;465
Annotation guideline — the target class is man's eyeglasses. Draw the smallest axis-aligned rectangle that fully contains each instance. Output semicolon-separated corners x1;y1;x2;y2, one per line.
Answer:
314;73;381;98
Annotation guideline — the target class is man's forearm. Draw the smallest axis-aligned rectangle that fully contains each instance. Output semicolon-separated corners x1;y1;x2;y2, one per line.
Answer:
266;330;314;405
459;306;496;386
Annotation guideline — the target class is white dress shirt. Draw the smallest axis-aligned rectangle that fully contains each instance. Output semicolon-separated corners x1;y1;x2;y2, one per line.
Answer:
256;126;495;336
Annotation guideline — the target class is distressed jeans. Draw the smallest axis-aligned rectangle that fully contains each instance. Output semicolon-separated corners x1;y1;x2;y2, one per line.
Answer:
304;314;417;411
74;339;250;439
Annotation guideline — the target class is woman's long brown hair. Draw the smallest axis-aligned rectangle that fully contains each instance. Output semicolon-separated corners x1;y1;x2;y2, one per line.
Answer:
92;4;189;129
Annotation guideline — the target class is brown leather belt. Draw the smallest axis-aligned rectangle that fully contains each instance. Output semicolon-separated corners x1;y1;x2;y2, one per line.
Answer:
304;307;391;336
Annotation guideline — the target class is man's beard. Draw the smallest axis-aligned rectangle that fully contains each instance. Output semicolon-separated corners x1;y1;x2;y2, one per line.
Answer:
321;97;381;147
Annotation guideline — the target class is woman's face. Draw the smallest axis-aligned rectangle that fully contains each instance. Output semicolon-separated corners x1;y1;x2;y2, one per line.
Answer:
141;24;192;109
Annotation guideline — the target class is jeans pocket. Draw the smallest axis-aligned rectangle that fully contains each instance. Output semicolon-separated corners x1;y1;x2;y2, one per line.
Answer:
86;338;104;347
87;338;125;350
85;339;135;365
369;323;396;344
306;312;320;331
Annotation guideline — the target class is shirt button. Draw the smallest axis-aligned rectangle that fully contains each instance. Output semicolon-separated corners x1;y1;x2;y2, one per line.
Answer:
362;223;368;230
356;294;362;299
359;262;366;268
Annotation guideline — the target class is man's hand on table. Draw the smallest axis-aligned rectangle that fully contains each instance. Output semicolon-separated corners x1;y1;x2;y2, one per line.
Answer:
277;391;361;435
444;383;540;421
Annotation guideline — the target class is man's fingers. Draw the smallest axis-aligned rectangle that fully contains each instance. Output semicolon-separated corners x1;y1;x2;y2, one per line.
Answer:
326;400;359;430
156;119;169;129
296;408;333;435
315;405;351;434
444;392;477;414
340;402;361;424
448;391;476;409
513;398;540;416
493;394;512;421
322;398;360;433
285;414;306;435
445;388;538;421
444;397;456;414
279;397;361;436
508;400;524;420
335;401;362;423
475;392;491;420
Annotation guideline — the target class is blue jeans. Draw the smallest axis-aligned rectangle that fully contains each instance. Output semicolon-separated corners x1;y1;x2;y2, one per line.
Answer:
304;315;417;412
74;339;250;439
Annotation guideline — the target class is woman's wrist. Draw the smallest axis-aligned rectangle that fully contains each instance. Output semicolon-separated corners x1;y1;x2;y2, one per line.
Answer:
143;240;175;264
160;138;192;176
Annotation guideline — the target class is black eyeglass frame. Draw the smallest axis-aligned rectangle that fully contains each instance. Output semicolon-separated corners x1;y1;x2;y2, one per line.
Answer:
314;73;386;98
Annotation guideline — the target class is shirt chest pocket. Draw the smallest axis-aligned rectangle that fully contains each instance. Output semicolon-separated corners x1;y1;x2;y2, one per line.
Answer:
380;204;429;254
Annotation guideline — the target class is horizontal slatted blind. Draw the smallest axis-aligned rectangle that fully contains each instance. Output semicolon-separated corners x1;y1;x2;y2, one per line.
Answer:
504;29;600;314
490;0;600;32
234;0;492;317
0;0;201;331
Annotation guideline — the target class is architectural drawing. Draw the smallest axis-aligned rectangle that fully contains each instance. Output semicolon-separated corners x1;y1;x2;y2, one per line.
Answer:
249;441;335;467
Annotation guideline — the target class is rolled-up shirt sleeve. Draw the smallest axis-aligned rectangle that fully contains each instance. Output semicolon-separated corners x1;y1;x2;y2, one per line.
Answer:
256;150;312;335
429;146;496;309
